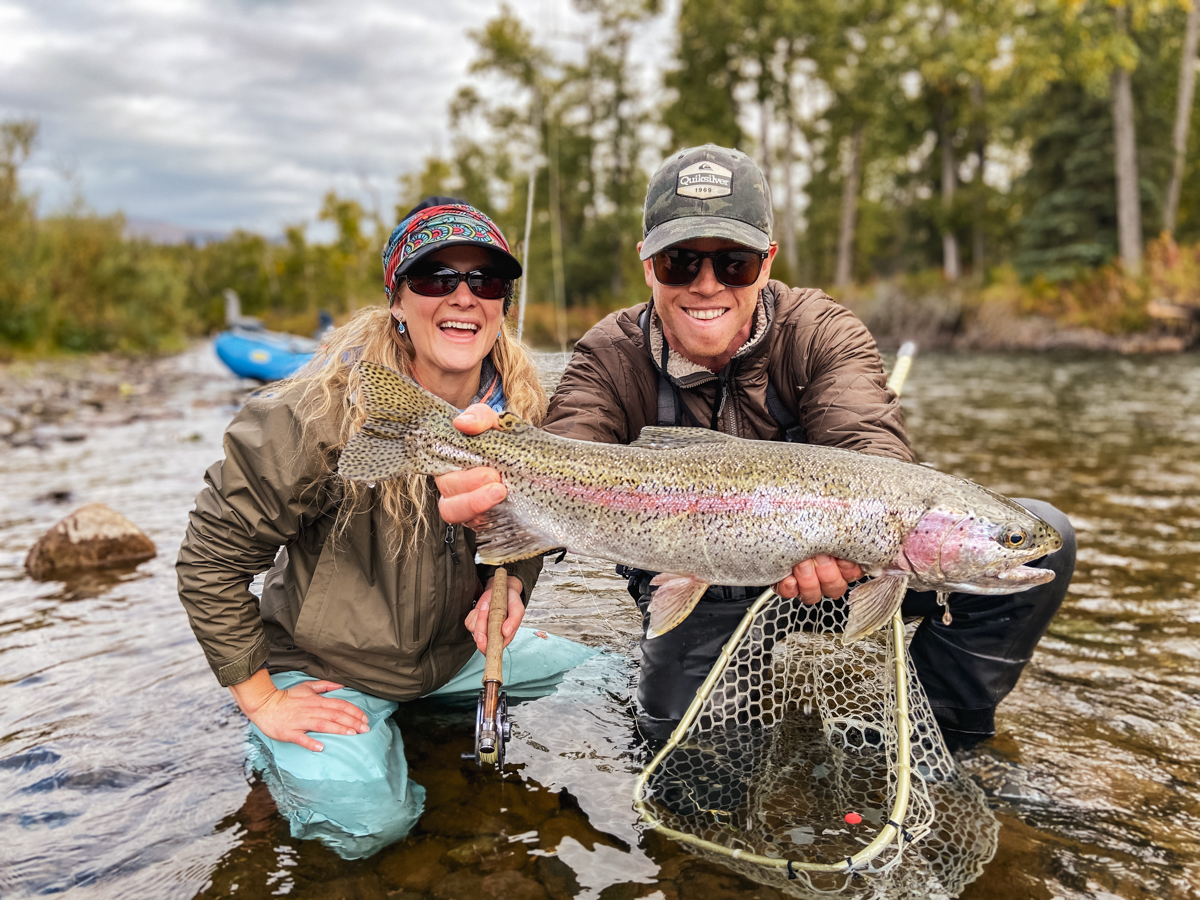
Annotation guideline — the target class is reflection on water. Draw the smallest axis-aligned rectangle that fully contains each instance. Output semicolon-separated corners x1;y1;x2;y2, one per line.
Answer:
0;346;1197;899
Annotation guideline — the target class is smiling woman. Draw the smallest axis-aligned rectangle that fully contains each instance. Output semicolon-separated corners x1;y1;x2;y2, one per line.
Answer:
391;243;515;408
175;198;596;858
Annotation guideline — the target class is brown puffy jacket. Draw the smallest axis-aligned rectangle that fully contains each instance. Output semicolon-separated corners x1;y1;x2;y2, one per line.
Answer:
177;383;542;700
544;280;914;462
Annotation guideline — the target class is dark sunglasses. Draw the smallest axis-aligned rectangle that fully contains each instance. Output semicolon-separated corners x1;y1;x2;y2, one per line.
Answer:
651;248;768;288
405;268;514;301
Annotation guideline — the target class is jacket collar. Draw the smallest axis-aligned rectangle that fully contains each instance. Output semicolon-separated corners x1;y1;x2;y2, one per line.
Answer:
466;354;506;413
643;285;777;387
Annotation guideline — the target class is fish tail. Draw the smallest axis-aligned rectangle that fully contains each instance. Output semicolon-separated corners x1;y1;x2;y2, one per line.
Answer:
338;360;465;482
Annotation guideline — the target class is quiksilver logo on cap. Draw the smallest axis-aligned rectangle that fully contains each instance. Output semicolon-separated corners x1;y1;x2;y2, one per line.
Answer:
676;161;733;199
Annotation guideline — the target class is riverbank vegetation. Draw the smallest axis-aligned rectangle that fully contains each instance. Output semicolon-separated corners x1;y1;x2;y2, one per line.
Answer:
2;0;1199;357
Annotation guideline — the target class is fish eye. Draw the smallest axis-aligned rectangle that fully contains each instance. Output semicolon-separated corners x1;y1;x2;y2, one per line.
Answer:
1004;529;1026;548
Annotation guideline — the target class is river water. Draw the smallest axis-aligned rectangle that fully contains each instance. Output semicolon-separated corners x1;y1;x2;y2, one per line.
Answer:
0;345;1197;899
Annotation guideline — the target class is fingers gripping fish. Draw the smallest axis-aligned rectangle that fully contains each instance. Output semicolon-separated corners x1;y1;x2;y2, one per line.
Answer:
338;362;1062;644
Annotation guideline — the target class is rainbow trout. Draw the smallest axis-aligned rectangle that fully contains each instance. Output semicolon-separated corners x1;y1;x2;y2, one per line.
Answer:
339;362;1062;643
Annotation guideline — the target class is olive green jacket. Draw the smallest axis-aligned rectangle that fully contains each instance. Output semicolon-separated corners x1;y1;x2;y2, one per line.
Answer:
176;383;543;700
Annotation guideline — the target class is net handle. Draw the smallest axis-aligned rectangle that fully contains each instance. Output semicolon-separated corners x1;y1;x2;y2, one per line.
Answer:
633;592;914;875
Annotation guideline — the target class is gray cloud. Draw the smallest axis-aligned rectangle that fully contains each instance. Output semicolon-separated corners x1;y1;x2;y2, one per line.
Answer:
0;0;557;232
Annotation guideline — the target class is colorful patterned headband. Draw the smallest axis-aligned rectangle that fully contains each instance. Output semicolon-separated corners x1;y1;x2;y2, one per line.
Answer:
381;204;518;301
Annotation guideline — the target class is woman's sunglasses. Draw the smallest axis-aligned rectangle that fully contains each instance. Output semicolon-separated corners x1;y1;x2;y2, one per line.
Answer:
651;248;768;288
405;268;514;301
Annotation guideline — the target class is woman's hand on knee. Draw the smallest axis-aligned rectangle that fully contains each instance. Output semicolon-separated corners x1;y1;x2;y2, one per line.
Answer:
465;577;526;655
435;404;507;527
230;670;370;752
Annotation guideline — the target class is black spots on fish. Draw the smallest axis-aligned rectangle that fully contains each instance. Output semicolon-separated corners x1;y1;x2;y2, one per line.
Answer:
498;412;524;432
357;360;458;420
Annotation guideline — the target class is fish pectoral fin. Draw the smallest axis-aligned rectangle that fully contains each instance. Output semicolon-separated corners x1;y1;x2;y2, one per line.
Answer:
630;426;740;450
646;574;710;639
841;574;909;645
473;503;563;564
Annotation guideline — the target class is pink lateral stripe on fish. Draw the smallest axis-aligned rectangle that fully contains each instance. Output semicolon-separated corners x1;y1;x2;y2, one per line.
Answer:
522;476;863;516
338;361;1062;643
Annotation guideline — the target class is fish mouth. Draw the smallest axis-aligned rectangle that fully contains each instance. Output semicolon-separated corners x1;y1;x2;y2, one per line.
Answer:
938;564;1056;595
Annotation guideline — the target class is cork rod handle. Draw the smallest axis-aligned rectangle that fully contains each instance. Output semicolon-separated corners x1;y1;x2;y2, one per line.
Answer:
484;567;508;684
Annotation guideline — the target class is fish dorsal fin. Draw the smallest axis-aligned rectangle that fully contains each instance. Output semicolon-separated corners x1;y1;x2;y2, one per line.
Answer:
631;426;739;450
497;411;532;433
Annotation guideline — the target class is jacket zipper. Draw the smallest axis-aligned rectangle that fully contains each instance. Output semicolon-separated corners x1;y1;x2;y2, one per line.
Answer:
412;548;423;645
722;361;740;435
444;525;460;565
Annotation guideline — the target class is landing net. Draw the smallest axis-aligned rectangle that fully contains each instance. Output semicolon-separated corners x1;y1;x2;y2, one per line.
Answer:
633;590;999;899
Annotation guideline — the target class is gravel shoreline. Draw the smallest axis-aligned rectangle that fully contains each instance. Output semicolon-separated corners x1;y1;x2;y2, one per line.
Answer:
0;345;253;450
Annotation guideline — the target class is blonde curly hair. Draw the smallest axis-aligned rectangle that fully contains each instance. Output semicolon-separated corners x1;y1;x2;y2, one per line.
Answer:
285;301;547;555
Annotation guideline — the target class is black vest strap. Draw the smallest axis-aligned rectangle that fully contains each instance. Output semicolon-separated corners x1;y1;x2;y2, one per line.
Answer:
639;305;804;440
765;380;806;442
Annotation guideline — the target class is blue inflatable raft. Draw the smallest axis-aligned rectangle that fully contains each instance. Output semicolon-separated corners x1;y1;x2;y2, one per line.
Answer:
214;327;319;382
213;291;331;382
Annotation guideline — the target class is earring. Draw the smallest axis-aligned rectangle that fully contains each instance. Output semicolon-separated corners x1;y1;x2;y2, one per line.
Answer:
396;318;406;335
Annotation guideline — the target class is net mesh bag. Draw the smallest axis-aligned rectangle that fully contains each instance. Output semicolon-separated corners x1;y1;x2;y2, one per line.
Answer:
634;590;1000;899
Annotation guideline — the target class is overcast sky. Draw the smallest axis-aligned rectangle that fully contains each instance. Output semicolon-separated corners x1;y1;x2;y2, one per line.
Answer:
0;0;675;236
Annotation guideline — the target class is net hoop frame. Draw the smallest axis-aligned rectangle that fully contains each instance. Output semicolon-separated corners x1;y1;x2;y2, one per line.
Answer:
632;588;914;876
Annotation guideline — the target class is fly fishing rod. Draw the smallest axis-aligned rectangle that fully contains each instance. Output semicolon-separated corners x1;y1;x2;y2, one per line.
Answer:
463;567;512;768
886;341;918;397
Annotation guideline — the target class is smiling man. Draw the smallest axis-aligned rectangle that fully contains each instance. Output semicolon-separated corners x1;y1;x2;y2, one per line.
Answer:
439;144;1075;751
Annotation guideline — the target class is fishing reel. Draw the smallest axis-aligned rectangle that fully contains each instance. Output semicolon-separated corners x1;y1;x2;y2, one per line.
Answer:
464;681;512;767
461;567;513;769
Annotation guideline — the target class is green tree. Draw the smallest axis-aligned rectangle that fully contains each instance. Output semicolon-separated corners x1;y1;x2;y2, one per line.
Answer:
1;119;194;354
662;0;745;149
1013;0;1185;278
0;120;41;347
403;0;662;329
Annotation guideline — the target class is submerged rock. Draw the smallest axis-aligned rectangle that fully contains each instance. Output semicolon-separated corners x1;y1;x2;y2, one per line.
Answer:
479;870;549;900
24;503;156;580
445;834;506;864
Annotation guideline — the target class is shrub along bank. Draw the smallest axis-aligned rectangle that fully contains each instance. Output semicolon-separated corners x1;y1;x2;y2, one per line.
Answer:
3;115;1197;359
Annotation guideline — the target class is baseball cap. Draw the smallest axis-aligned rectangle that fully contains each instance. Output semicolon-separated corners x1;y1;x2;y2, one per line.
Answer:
640;144;773;260
382;203;521;301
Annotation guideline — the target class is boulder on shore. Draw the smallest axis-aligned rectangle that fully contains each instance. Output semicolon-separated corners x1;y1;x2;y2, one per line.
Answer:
25;503;156;580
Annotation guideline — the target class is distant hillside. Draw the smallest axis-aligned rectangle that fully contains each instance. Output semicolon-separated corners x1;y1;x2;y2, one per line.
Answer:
123;218;227;247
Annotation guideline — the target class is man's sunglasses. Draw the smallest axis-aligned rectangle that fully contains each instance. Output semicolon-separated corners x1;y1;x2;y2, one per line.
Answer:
651;248;768;288
405;268;514;301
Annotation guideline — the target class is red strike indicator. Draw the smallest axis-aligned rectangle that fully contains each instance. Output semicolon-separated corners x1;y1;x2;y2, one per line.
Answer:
844;812;863;825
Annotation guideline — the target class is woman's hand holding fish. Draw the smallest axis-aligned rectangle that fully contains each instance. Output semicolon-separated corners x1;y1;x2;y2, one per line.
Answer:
466;575;525;654
774;555;863;604
228;669;370;753
435;403;507;527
